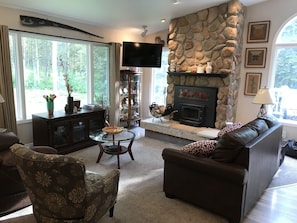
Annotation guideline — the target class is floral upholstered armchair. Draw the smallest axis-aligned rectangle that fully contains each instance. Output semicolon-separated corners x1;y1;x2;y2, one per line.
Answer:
10;143;120;223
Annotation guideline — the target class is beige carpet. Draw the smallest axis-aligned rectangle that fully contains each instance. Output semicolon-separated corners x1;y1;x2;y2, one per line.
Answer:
1;131;297;223
0;134;228;223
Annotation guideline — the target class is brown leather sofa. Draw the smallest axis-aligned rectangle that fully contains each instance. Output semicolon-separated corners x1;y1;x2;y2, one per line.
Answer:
162;117;283;223
0;131;57;217
0;131;29;216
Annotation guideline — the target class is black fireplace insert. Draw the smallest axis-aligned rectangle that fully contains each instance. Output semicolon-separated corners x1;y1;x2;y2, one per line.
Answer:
180;104;205;127
173;85;218;128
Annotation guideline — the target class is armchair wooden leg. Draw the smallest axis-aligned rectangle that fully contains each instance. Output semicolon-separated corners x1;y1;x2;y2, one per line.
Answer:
109;205;115;217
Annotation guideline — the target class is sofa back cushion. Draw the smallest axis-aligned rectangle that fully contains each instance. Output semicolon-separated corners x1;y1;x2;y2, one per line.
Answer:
258;115;279;128
211;126;258;162
245;119;269;135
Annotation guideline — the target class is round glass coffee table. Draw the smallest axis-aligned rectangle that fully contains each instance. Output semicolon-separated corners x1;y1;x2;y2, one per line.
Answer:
90;127;135;169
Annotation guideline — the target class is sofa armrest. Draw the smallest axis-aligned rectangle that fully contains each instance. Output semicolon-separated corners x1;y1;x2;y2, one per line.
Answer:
162;148;248;185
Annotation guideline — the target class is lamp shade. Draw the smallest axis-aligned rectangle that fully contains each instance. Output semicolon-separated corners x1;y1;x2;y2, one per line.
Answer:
252;88;274;105
0;94;5;103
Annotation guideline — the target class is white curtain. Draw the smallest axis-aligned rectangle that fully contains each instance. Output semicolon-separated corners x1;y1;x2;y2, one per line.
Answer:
0;25;17;133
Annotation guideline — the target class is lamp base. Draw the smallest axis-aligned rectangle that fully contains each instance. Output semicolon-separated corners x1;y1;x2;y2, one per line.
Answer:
257;104;267;117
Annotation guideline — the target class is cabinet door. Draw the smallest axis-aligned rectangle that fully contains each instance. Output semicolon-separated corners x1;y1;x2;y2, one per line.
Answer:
53;122;70;147
72;119;87;143
89;111;105;134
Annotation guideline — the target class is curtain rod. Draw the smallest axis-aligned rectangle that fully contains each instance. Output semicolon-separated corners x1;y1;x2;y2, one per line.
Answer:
9;28;110;45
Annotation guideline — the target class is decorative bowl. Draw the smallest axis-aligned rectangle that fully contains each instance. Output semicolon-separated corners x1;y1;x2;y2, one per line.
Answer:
102;126;123;134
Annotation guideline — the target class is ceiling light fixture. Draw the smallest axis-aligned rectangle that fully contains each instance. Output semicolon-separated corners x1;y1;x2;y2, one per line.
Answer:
161;19;166;23
141;25;148;37
172;0;180;5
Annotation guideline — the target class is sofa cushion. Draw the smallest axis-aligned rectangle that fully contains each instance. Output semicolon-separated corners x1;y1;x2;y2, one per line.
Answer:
0;132;19;152
258;115;279;128
217;122;243;138
244;118;269;134
211;126;258;162
181;140;218;157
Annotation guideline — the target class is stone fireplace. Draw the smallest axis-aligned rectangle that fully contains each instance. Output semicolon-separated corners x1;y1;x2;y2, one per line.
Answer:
173;85;218;128
166;0;245;129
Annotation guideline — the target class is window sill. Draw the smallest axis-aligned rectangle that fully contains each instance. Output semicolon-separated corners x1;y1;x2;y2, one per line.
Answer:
278;118;297;127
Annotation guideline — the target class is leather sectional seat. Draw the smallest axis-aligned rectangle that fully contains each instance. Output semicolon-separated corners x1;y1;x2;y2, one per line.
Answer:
162;116;283;223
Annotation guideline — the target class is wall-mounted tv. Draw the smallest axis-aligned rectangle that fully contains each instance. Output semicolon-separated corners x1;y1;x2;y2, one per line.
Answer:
122;41;162;68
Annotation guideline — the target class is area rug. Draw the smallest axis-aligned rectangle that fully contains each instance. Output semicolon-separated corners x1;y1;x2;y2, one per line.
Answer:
2;134;297;223
72;136;228;223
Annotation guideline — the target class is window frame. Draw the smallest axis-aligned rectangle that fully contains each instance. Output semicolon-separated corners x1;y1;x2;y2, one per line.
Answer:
9;30;110;123
270;16;297;126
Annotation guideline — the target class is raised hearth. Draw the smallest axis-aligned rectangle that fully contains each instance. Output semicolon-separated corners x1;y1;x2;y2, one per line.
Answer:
140;118;219;144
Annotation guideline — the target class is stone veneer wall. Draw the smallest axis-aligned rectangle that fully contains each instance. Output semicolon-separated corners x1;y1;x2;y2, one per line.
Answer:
166;0;245;129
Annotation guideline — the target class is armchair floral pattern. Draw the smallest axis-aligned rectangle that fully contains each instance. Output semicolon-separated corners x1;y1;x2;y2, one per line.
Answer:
10;144;120;223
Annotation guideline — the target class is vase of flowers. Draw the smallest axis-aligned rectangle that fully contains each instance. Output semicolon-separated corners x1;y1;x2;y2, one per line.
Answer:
67;94;74;114
43;94;56;116
63;71;74;114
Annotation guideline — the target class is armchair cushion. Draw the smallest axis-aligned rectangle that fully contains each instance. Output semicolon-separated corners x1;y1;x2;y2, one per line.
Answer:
10;143;120;222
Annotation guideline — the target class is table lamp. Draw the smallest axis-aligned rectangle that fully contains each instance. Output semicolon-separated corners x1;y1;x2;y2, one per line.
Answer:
252;88;274;117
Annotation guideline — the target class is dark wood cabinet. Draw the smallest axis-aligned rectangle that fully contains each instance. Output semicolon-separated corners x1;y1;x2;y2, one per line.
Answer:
32;109;105;154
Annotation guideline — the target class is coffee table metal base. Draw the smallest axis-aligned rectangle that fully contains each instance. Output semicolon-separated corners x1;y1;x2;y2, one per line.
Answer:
96;140;135;169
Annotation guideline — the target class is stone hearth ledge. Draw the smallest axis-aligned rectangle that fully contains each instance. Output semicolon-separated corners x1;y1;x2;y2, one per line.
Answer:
140;118;219;143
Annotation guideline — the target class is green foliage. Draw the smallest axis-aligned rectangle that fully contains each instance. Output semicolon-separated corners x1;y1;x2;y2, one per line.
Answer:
274;48;297;88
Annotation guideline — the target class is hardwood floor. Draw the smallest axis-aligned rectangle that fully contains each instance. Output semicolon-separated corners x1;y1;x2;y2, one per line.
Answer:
243;184;297;223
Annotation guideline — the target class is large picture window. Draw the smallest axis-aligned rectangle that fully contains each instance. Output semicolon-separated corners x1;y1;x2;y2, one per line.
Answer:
271;16;297;123
9;31;109;121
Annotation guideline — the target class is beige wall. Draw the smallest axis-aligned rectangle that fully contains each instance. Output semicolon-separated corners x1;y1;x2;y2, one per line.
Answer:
2;0;297;143
0;6;146;144
237;0;297;140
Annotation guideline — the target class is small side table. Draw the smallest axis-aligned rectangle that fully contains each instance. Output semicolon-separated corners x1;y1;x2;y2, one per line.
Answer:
90;129;135;169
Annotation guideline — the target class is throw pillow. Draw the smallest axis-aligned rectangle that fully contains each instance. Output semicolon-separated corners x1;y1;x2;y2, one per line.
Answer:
180;140;218;157
217;122;243;138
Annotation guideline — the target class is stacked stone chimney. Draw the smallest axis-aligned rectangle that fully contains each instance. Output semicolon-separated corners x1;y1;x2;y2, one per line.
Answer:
166;0;245;128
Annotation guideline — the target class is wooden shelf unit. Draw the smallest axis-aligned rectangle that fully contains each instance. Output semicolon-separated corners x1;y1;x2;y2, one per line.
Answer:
167;72;229;78
120;70;141;128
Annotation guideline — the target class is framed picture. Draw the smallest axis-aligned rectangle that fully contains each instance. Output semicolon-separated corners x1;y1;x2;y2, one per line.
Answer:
245;48;267;68
247;20;270;43
244;72;262;96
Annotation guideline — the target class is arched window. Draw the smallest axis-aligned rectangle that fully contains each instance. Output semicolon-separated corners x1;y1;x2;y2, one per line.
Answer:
271;16;297;123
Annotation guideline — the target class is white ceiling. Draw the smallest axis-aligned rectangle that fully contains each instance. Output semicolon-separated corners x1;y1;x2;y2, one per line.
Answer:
0;0;269;35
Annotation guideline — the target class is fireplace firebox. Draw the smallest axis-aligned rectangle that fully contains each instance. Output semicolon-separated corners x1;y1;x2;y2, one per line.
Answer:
180;104;205;127
173;85;218;128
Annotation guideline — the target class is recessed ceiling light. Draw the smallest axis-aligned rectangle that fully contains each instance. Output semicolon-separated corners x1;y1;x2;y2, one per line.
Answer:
172;0;180;5
161;19;166;23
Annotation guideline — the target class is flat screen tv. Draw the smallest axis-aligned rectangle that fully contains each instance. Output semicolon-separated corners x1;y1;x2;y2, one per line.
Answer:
122;41;162;68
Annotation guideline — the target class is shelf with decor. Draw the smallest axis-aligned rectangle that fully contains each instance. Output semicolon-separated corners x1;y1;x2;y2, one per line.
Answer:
120;70;141;128
167;72;229;78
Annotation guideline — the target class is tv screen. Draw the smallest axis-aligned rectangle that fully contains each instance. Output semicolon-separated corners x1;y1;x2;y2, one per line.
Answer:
122;42;162;68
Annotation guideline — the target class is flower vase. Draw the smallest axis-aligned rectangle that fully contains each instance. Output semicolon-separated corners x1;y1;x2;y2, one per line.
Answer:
47;101;54;116
206;62;212;74
67;95;74;114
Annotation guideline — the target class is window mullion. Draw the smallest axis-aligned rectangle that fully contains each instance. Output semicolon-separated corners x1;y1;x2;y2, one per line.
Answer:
16;33;26;120
88;45;93;103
